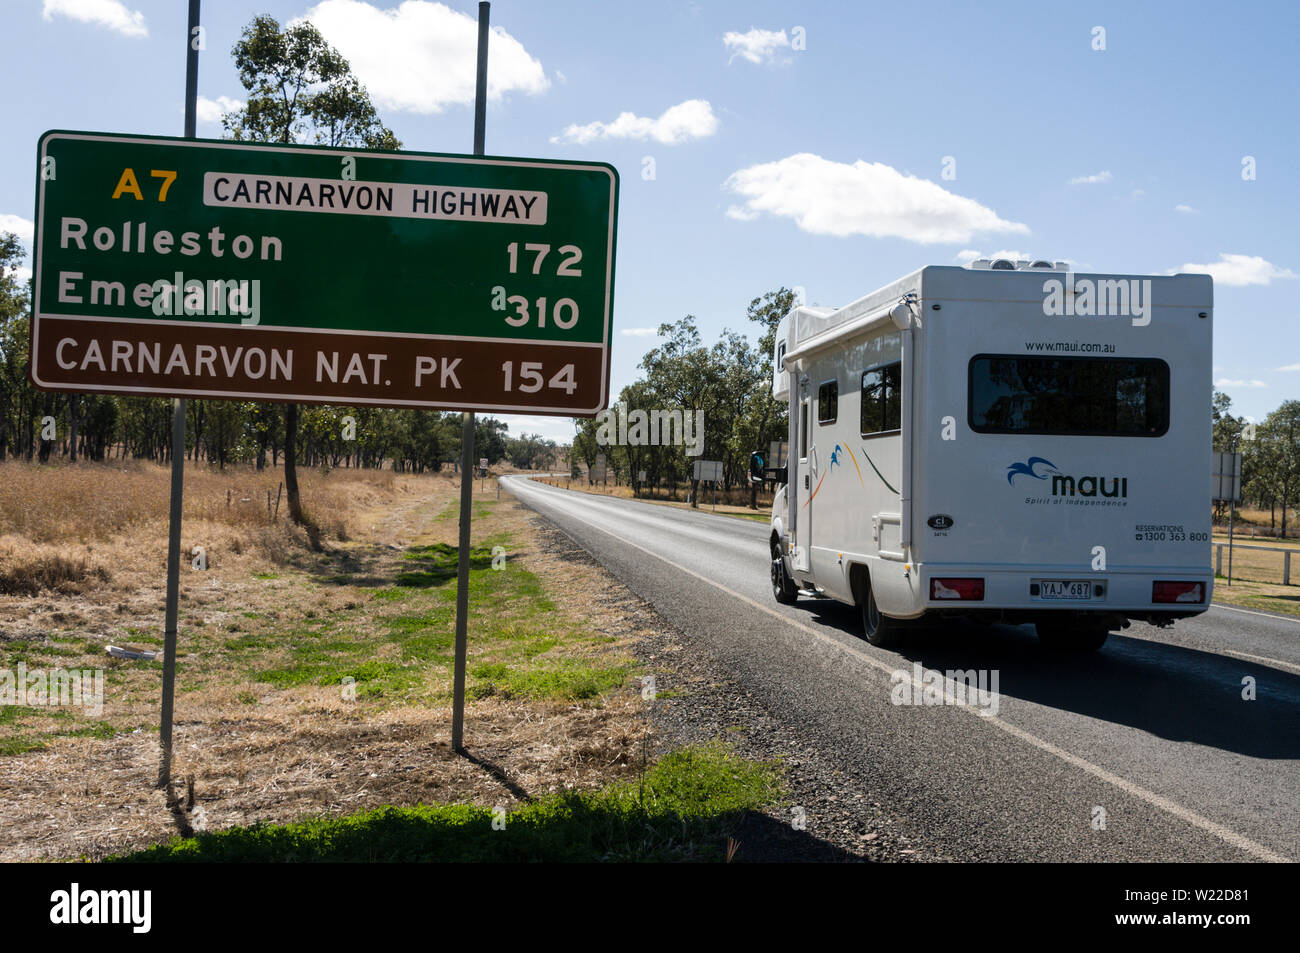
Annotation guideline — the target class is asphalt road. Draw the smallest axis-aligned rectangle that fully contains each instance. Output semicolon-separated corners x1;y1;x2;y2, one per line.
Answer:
504;475;1300;862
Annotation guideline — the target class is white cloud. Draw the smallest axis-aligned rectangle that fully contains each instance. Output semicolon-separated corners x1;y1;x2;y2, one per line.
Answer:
196;96;244;125
1214;378;1268;389
1174;204;1197;214
620;328;660;337
724;153;1030;244
1175;253;1297;287
553;99;719;146
1069;170;1112;185
0;214;35;243
1276;364;1300;372
300;0;548;115
723;27;790;66
42;0;146;37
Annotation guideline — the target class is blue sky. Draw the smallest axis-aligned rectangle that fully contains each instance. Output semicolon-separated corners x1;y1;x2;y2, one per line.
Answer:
2;0;1297;442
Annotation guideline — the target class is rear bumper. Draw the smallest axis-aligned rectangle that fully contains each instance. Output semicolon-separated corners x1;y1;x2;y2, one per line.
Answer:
920;564;1213;616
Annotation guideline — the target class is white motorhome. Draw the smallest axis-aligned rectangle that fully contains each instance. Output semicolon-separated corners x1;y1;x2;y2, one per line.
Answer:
765;260;1213;651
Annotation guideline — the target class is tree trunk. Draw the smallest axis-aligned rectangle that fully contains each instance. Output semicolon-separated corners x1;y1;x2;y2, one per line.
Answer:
68;395;79;462
284;402;304;524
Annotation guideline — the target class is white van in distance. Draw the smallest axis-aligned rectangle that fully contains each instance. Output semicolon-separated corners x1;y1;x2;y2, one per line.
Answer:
764;260;1213;651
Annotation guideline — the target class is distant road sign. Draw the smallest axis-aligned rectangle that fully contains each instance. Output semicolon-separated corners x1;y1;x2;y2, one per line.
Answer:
693;459;723;482
592;452;607;482
768;440;789;469
479;457;488;469
637;469;647;483
1213;451;1242;502
31;130;618;415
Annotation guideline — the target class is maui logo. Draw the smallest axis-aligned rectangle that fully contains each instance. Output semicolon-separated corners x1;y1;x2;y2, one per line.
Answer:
1006;457;1128;498
1006;456;1059;485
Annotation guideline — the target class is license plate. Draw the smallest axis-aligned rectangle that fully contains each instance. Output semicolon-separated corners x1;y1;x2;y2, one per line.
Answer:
1038;580;1094;600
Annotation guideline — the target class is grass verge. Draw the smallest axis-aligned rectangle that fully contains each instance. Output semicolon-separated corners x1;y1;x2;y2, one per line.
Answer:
108;742;782;862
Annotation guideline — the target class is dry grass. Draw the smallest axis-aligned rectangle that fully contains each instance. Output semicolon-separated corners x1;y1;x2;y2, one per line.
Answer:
0;462;660;861
0;538;112;595
0;459;393;544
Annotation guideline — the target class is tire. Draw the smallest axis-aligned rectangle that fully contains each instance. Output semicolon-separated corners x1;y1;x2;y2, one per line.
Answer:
1035;620;1109;652
771;541;799;604
858;572;904;648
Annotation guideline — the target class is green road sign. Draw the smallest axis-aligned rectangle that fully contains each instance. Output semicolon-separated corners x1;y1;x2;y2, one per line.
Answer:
31;130;619;415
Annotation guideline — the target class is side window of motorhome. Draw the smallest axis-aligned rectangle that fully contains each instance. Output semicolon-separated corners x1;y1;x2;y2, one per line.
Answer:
968;355;1170;437
861;362;902;436
818;380;838;424
799;402;808;458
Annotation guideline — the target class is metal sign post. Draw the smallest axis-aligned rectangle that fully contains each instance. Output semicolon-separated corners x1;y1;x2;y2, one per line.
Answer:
157;0;200;789
30;0;616;762
1213;446;1243;587
450;1;491;754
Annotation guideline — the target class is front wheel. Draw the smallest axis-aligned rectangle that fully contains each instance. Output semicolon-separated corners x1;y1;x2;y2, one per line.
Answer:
1035;620;1109;652
771;545;799;604
859;573;905;648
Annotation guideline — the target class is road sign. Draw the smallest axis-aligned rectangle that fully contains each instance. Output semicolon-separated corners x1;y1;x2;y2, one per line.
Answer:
30;130;619;415
693;459;723;482
592;452;607;482
637;469;646;483
1213;451;1242;502
479;457;488;469
768;440;789;469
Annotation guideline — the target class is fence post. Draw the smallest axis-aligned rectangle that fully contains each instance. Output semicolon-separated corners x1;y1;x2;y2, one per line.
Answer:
1286;550;1292;586
1215;543;1222;577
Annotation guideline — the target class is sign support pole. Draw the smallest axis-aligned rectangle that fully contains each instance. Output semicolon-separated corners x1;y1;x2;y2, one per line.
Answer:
1227;435;1238;587
451;0;490;754
158;0;200;789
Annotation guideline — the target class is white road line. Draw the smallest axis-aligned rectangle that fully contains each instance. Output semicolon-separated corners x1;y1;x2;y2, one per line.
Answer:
1217;649;1300;674
508;478;1291;864
1212;602;1300;626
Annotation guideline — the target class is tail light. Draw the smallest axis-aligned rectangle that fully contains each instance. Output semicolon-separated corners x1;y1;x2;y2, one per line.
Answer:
1152;581;1205;604
931;577;985;601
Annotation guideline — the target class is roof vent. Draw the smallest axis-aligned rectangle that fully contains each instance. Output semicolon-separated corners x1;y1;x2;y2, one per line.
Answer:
967;258;1069;272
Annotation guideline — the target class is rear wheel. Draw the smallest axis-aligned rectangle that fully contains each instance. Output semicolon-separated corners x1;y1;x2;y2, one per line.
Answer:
858;572;904;648
771;540;799;604
1035;619;1109;652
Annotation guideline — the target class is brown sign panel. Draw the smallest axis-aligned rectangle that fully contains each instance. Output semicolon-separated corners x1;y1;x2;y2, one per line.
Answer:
33;317;604;413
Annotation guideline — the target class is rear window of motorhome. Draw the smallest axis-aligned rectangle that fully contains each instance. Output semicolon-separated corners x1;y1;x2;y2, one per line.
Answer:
968;355;1170;437
861;362;902;436
818;380;838;424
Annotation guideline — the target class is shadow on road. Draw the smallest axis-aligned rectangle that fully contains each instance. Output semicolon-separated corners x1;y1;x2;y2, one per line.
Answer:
795;599;1300;760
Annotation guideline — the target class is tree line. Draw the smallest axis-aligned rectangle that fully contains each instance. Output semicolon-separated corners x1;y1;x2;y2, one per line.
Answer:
1213;392;1300;534
570;289;792;507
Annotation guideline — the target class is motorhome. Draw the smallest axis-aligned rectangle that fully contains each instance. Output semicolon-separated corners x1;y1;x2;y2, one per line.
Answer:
763;260;1213;651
